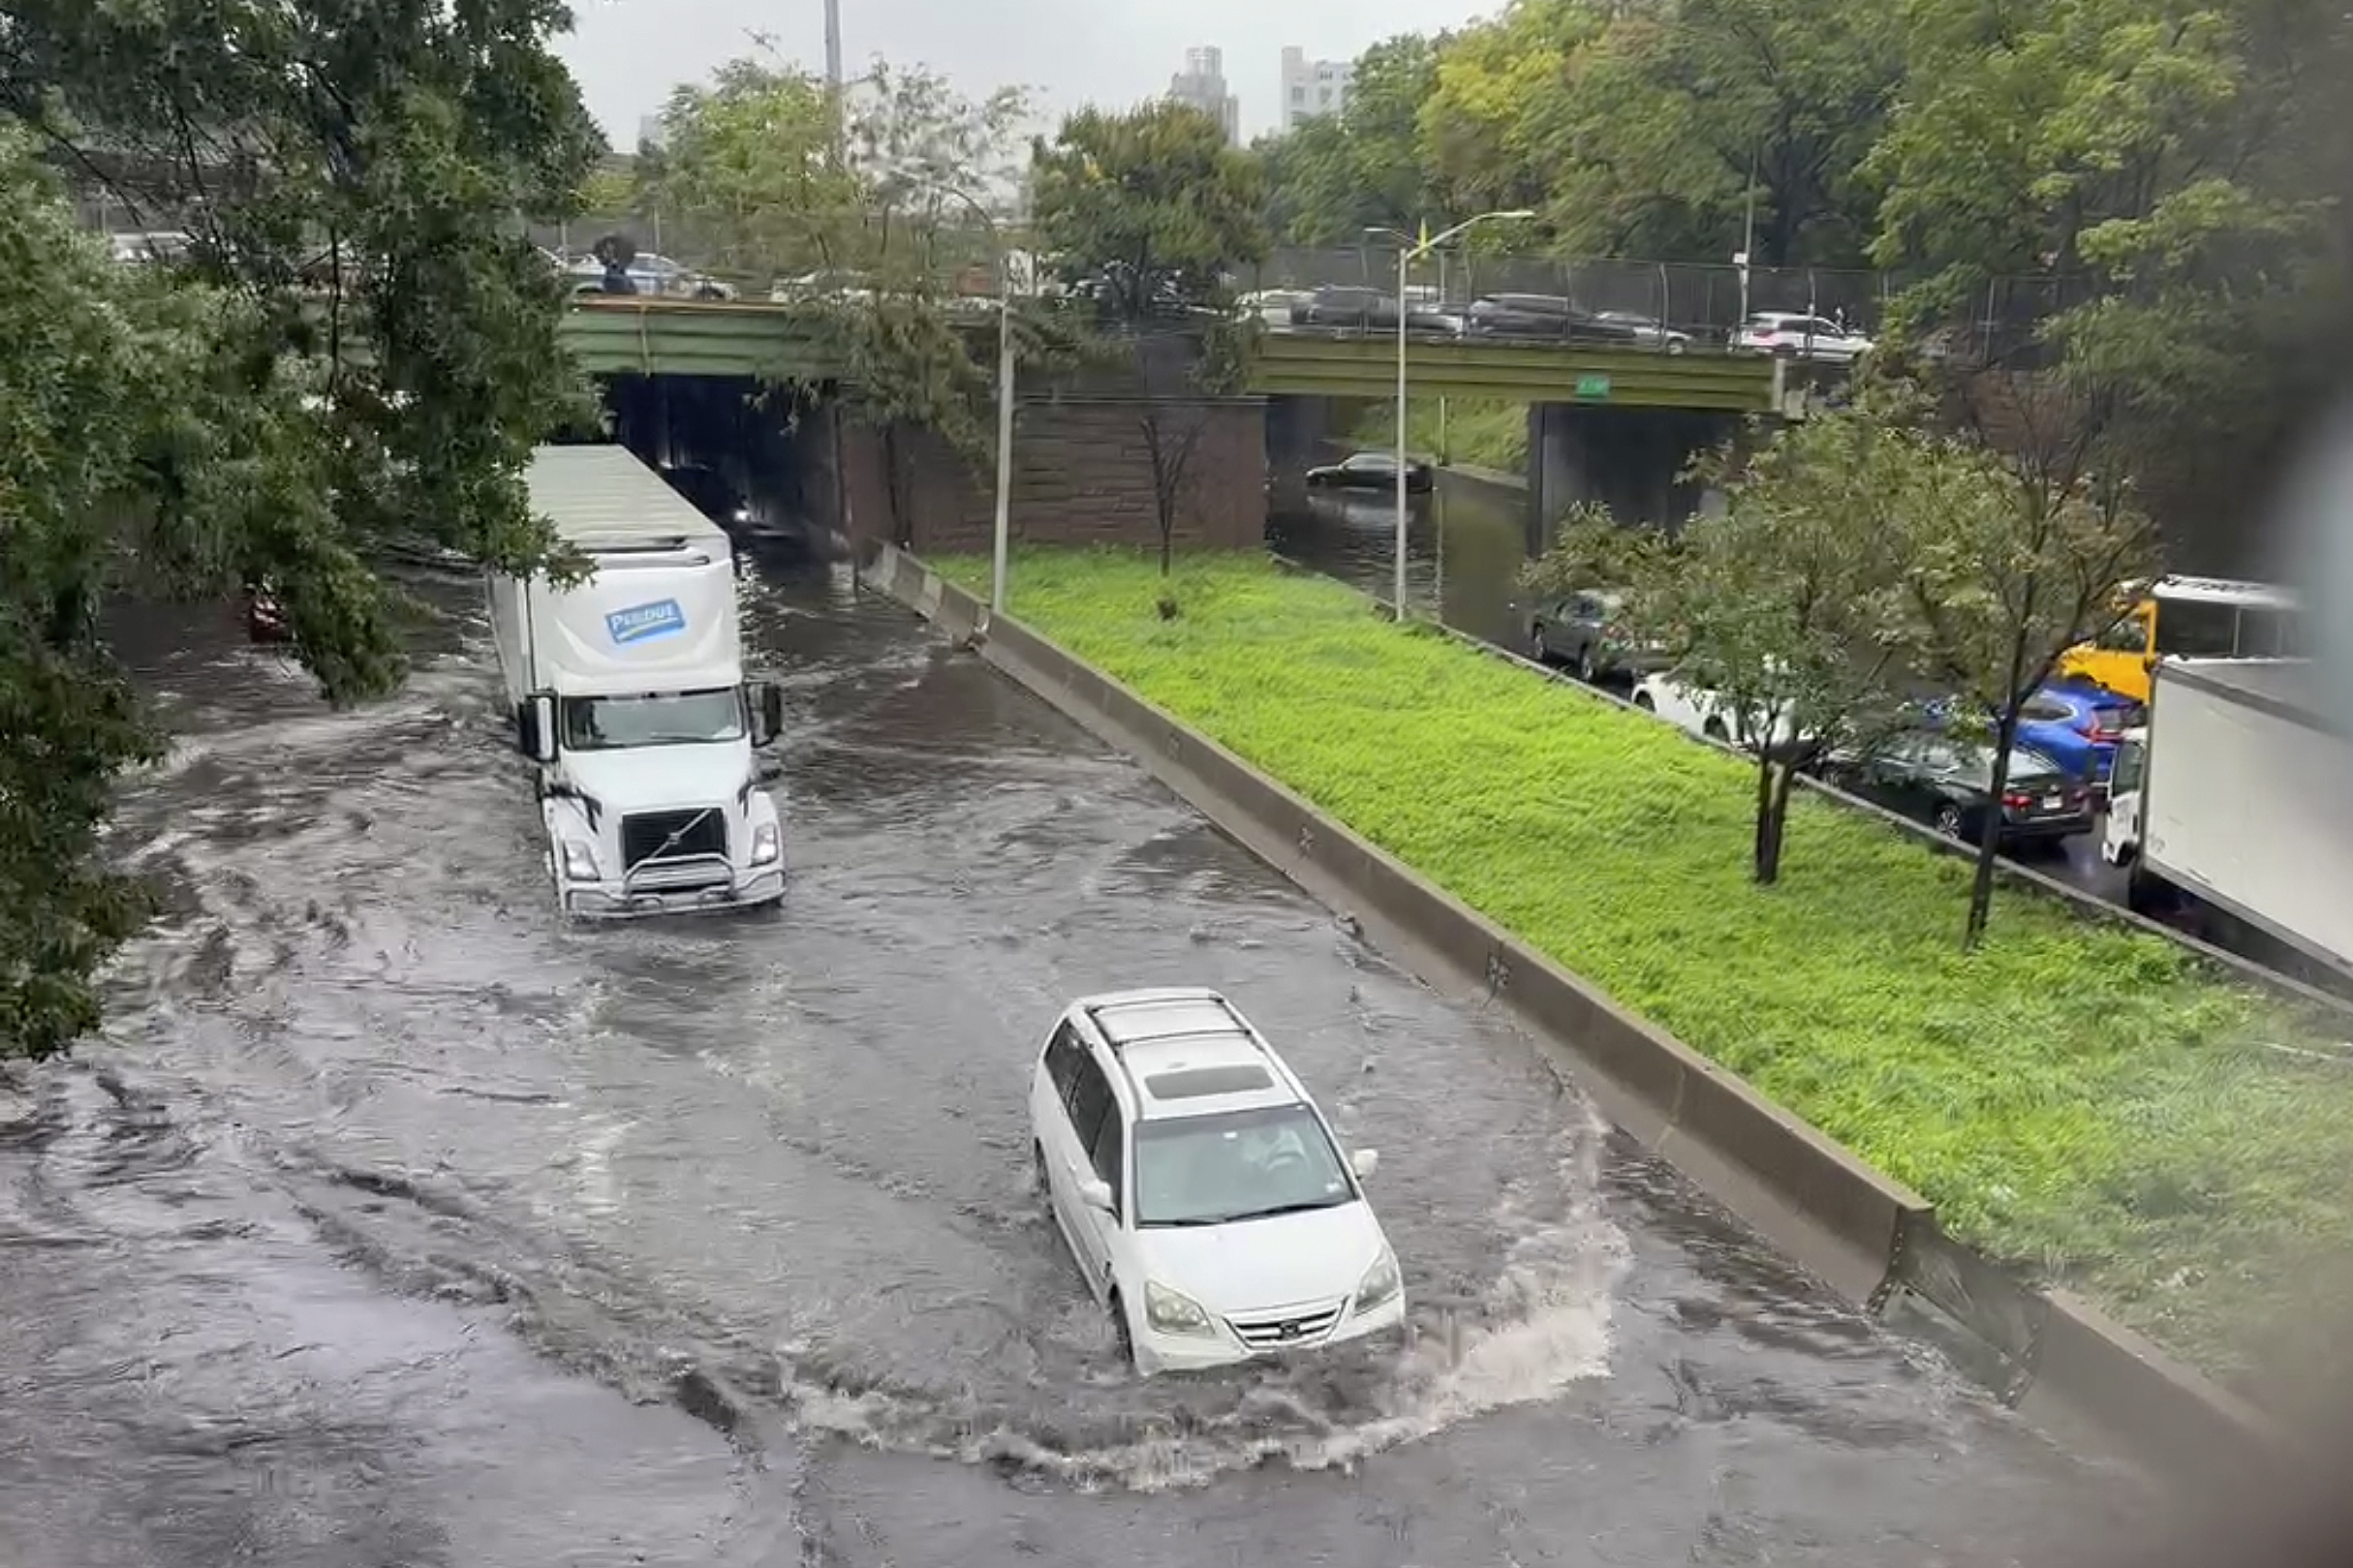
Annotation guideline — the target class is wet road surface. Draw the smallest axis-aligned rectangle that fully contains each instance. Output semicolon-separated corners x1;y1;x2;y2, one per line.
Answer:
2;558;2142;1564
1271;477;2134;905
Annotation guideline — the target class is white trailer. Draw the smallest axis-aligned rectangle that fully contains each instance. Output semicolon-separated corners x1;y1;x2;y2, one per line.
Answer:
2104;658;2351;986
492;445;788;918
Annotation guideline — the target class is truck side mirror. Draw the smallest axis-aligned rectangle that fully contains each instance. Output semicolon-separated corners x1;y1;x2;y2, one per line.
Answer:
516;694;557;763
751;681;785;747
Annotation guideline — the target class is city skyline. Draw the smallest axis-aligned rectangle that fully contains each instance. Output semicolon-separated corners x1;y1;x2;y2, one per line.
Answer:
553;0;1484;148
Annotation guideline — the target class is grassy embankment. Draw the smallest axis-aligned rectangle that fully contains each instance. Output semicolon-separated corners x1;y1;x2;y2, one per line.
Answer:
936;546;2353;1396
1349;397;1529;474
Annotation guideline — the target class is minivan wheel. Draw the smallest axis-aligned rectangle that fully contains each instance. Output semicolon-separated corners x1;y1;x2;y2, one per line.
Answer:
1108;1291;1137;1369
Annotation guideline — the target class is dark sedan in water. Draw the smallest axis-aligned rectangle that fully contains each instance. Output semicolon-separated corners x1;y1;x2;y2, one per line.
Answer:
1305;451;1437;493
1820;732;2095;849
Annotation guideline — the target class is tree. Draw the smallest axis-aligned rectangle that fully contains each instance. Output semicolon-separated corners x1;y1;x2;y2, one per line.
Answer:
644;52;1036;545
1645;401;1944;884
1129;321;1256;578
1256;34;1448;246
1030;101;1270;320
0;138;346;1058
1896;414;2161;944
0;0;600;1057
636;58;858;282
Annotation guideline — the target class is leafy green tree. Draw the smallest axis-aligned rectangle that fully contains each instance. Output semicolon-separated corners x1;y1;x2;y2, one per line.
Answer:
0;0;600;1056
1256;34;1447;246
1030;101;1270;319
1648;400;1945;883
644;52;1035;543
637;58;858;281
1891;390;2160;944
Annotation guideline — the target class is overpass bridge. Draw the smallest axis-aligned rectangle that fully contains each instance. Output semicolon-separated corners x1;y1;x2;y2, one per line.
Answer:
556;297;1790;414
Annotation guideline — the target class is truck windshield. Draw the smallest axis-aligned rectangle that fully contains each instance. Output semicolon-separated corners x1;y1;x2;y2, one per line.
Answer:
560;689;744;751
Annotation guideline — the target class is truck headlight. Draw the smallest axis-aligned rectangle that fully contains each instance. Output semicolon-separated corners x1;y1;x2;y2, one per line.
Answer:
561;840;600;881
749;821;780;867
1352;1247;1401;1314
1144;1280;1216;1338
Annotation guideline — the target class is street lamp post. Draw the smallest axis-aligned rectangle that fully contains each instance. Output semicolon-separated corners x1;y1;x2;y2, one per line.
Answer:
927;186;1018;616
1367;211;1533;622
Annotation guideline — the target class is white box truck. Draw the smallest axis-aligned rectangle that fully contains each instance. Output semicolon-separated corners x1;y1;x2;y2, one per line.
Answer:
493;445;788;918
2104;657;2351;988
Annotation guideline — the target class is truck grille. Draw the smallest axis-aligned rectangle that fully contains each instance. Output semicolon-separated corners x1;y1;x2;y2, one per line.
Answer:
621;809;728;871
1226;1301;1345;1351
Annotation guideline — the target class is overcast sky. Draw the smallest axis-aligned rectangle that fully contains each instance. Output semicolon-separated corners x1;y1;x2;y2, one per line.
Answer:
556;0;1497;147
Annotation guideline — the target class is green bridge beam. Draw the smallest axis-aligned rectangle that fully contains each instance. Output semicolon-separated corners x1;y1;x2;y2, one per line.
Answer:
555;299;1784;414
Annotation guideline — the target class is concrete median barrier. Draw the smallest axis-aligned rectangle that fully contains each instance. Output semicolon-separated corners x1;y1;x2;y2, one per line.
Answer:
868;542;2279;1482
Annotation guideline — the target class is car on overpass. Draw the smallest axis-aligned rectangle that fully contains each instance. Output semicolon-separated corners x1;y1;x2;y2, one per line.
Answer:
1028;988;1401;1374
1732;310;1874;363
1305;450;1436;494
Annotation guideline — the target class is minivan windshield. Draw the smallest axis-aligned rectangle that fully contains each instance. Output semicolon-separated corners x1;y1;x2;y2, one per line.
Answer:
1133;1103;1356;1227
561;688;745;751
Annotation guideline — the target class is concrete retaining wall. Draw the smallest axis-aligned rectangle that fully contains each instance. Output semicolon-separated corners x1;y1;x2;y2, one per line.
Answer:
867;543;2281;1488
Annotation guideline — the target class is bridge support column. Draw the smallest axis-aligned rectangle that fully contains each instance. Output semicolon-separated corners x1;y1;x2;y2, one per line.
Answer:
1525;403;1737;554
1263;395;1335;511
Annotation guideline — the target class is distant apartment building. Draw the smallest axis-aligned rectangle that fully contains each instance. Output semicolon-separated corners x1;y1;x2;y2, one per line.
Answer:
635;113;668;154
1280;46;1353;132
1169;46;1241;145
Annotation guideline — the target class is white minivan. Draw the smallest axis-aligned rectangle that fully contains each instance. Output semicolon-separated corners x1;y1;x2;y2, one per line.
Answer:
1027;989;1404;1374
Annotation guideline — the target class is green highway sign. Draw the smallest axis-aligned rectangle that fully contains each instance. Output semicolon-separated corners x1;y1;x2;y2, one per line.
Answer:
1574;374;1611;399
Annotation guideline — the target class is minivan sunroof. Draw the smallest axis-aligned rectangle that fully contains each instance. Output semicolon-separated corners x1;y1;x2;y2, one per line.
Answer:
1143;1065;1274;1101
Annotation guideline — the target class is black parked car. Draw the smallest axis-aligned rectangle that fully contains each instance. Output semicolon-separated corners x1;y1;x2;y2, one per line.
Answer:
1305;451;1436;493
1820;733;2095;849
1465;293;1646;345
1528;589;1669;682
1288;285;1458;334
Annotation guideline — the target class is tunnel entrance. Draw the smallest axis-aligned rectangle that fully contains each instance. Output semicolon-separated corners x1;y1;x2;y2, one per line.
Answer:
593;373;837;559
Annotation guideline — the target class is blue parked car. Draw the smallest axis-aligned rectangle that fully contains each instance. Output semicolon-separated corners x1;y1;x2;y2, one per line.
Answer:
2014;683;2146;789
1918;683;2146;791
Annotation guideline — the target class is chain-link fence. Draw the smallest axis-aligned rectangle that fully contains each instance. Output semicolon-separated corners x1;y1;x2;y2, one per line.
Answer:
1236;247;1899;346
78;197;2104;363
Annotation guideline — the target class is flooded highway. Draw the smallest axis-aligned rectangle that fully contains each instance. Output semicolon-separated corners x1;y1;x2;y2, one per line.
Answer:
0;555;2142;1564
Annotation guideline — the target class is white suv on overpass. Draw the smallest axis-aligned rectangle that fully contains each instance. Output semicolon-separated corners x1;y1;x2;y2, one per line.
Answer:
1028;988;1404;1374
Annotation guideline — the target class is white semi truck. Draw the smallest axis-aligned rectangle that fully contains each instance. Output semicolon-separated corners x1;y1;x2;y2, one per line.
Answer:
2103;657;2350;989
493;445;788;918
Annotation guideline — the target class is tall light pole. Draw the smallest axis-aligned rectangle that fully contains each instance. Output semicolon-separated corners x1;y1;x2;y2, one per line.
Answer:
1368;210;1533;621
928;184;1017;615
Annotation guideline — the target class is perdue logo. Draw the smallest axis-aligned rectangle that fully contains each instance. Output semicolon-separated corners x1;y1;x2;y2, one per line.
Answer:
605;599;687;645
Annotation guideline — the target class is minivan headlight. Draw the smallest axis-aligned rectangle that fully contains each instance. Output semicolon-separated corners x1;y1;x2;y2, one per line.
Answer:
1353;1247;1401;1314
561;840;600;881
1144;1280;1216;1338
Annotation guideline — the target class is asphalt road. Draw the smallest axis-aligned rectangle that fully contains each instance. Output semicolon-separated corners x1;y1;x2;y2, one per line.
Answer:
0;558;2142;1565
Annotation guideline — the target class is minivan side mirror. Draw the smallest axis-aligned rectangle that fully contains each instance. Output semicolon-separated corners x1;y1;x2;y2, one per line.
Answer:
1076;1176;1116;1214
1350;1148;1380;1181
751;680;786;747
515;693;557;764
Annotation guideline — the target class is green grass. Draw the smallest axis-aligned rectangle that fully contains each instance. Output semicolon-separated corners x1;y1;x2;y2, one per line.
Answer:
1351;396;1529;474
940;546;2353;1397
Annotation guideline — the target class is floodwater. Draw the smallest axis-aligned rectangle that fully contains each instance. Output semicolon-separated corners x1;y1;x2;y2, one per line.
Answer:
1270;476;2133;904
0;556;2143;1565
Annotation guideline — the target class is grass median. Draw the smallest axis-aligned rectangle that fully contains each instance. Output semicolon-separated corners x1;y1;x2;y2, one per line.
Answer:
934;545;2353;1396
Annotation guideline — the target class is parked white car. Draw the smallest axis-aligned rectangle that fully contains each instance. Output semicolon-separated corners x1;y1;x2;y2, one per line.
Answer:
1028;988;1403;1375
2101;725;2149;866
1630;669;1798;752
1732;310;1874;363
